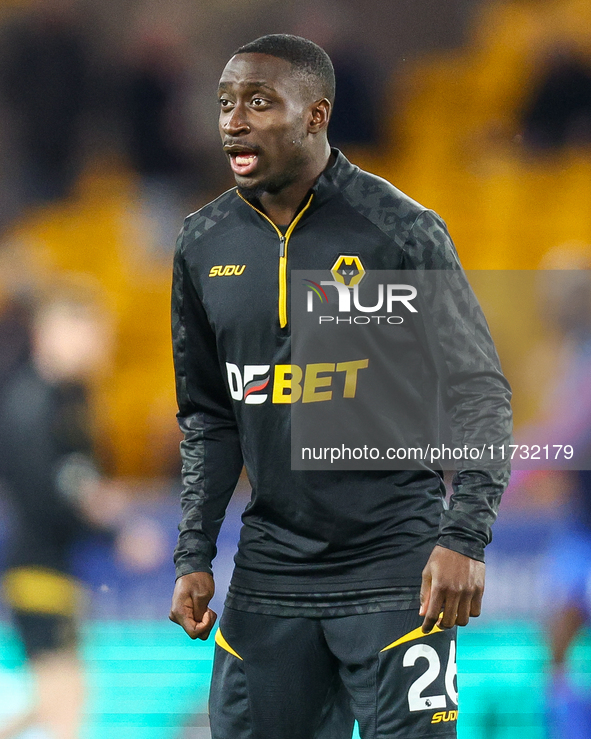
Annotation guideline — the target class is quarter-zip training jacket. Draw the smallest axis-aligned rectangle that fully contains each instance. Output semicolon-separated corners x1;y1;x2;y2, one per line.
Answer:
172;150;512;597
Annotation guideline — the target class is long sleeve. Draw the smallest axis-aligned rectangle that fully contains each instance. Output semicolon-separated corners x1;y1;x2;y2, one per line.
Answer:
172;228;243;579
402;210;513;562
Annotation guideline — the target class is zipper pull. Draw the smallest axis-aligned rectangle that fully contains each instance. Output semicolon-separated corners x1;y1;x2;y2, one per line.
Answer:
279;235;285;258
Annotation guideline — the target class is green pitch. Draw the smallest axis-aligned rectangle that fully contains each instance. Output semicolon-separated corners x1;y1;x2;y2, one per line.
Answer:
0;619;589;738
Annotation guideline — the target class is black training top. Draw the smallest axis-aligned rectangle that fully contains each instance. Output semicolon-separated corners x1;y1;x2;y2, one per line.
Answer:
171;149;512;599
0;362;98;573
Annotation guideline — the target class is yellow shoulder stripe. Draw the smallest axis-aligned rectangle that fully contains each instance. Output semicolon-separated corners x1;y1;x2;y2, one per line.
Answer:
380;621;444;653
214;628;243;660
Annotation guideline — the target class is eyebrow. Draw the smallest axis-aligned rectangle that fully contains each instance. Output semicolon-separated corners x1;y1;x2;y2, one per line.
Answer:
218;80;277;93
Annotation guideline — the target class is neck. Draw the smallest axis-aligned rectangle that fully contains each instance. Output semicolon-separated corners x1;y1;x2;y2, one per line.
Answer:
260;143;331;226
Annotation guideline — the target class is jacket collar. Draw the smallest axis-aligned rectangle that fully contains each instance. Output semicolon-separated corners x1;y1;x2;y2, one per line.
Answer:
309;147;359;207
236;147;359;222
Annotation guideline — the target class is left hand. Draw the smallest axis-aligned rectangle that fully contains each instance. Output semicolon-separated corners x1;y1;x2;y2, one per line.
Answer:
420;545;485;633
169;572;217;641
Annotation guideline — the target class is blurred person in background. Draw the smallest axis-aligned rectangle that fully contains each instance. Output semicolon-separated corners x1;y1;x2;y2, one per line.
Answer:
0;239;52;392
291;1;379;150
546;470;591;739
521;248;591;738
522;47;591;151
0;297;31;392
507;246;591;737
124;23;189;186
0;0;89;206
119;21;199;262
0;278;115;739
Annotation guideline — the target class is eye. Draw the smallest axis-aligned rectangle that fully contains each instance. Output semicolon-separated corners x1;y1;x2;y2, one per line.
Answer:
219;97;233;109
251;97;269;108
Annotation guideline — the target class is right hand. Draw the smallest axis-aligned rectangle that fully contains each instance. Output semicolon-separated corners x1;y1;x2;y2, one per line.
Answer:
169;572;217;640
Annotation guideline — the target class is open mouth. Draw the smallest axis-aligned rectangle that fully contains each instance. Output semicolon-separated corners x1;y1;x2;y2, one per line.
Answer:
229;151;259;176
224;144;260;177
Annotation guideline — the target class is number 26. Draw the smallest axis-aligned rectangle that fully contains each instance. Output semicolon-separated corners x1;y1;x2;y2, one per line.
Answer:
403;641;458;712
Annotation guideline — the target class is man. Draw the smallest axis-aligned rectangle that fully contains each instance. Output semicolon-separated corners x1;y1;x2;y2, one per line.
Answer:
0;282;112;739
169;34;512;739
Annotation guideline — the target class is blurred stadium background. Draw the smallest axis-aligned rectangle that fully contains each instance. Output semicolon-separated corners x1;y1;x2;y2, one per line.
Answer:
1;0;591;737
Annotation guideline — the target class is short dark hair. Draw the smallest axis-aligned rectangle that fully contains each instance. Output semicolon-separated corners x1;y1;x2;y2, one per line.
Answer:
233;34;335;104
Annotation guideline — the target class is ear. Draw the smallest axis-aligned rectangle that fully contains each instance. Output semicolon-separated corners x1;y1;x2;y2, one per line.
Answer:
308;98;331;134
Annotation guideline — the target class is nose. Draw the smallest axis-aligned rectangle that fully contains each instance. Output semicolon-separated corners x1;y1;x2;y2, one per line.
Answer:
222;104;250;136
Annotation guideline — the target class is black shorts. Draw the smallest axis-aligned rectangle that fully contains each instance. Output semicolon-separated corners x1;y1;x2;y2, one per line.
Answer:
11;611;78;659
2;566;81;659
210;606;458;739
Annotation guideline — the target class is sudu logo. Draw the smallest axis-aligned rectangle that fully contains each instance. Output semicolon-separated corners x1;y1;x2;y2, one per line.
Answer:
209;264;246;277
